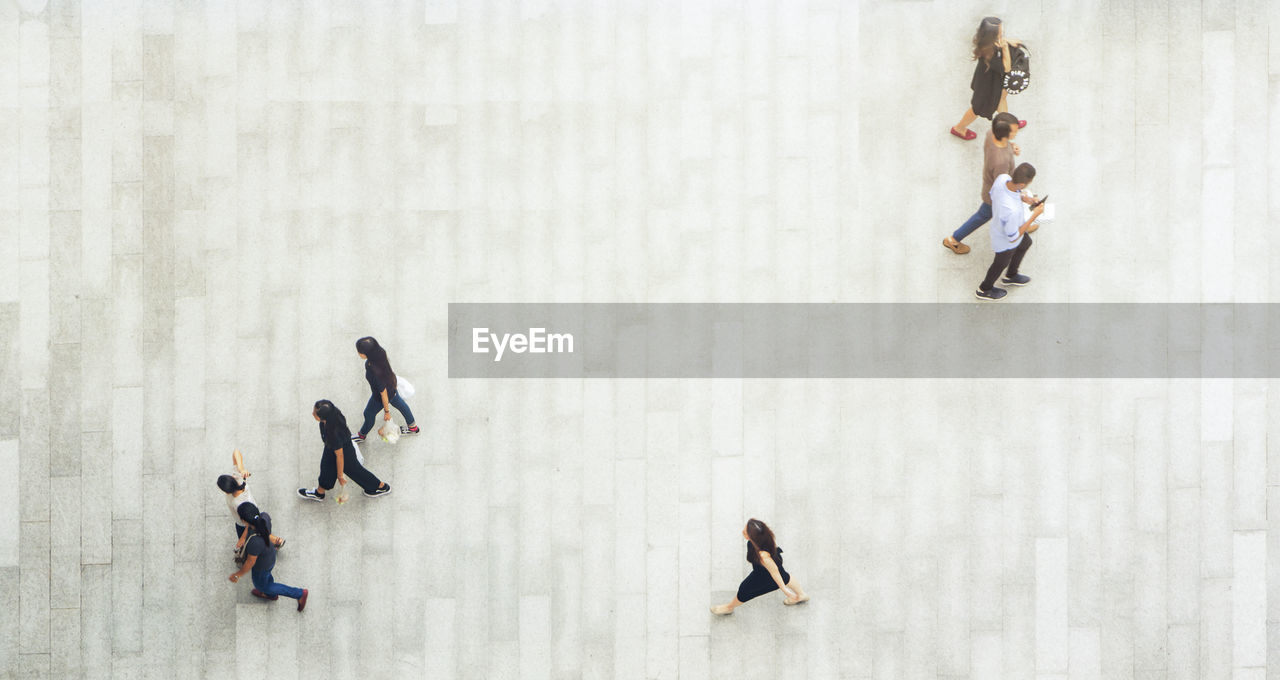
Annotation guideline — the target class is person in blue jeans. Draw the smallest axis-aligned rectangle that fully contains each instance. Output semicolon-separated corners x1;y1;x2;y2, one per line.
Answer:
352;336;420;443
229;502;309;611
943;112;1034;254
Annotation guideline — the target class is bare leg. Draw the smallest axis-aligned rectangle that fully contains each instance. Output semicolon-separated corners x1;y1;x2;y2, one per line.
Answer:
952;107;978;134
711;597;744;615
783;579;810;604
997;90;1008;113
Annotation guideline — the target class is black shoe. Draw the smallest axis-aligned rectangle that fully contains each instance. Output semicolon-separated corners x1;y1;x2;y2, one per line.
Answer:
975;287;1008;301
297;488;325;502
364;484;392;498
351;432;366;444
399;425;420;436
1001;274;1031;286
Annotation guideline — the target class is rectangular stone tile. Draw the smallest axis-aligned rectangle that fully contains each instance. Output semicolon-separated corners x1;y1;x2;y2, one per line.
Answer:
1233;531;1266;669
1035;538;1068;674
1200;578;1232;680
1132;532;1167;672
49;606;80;678
19;521;50;654
47;343;81;477
0;440;15;567
110;520;142;655
79;430;111;565
110;387;143;520
80;564;111;680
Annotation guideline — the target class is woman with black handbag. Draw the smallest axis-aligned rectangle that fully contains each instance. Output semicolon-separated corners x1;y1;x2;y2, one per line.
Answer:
950;17;1028;141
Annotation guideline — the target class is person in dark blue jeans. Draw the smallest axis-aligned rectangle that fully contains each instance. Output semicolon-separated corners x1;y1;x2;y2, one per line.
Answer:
229;502;309;611
943;112;1029;255
352;336;420;442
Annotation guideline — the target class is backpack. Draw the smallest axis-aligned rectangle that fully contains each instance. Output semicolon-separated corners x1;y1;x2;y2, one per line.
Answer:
1003;43;1031;94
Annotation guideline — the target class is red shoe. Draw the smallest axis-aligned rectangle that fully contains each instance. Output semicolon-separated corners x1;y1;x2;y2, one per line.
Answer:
251;589;278;601
297;589;309;612
1018;120;1027;128
949;126;977;141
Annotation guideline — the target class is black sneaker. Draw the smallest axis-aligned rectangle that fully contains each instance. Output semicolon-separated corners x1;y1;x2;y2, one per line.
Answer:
297;488;325;502
364;484;392;498
351;432;366;444
1001;274;1031;286
975;287;1008;301
399;425;420;436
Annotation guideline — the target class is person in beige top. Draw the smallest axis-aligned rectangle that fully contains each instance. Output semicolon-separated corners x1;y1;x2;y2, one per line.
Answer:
943;112;1035;254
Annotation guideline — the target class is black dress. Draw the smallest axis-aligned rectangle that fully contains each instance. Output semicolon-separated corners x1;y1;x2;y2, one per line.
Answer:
969;48;1005;119
735;543;791;603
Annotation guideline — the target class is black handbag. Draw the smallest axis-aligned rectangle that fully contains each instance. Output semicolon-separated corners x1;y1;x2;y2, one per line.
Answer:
1003;43;1031;94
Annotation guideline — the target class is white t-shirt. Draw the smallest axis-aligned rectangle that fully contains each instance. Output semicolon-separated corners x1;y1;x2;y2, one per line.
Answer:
225;472;257;526
988;173;1025;253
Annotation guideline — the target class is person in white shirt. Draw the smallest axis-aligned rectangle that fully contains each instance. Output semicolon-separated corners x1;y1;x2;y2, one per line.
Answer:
976;163;1044;301
217;449;285;559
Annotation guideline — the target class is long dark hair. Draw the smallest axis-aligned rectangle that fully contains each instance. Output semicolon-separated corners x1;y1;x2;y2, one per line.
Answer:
972;17;1002;66
314;399;351;442
745;518;780;564
237;502;271;539
216;474;245;494
356;336;398;394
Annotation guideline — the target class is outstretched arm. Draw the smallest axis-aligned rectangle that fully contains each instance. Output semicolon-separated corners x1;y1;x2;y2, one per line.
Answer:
232;449;249;477
759;553;796;598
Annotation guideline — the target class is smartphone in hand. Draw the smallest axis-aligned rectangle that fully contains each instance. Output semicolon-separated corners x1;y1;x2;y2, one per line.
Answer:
1030;194;1049;209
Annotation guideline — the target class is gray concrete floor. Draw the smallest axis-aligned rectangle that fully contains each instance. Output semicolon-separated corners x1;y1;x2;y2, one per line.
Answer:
2;0;1279;678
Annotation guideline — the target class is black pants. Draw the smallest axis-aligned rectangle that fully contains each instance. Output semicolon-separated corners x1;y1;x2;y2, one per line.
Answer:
318;447;383;492
979;234;1033;291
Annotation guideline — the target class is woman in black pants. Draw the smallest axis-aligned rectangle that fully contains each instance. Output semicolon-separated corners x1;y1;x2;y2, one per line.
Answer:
950;16;1027;140
297;400;391;502
351;336;420;443
711;518;809;615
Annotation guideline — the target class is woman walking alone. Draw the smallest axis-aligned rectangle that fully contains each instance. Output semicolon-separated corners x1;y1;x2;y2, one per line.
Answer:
950;17;1027;141
228;502;308;610
711;519;809;615
351;336;420;443
297;400;392;502
216;448;284;558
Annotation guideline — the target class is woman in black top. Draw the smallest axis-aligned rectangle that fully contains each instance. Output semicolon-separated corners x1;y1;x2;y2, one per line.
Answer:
950;17;1026;141
351;336;420;443
297;400;391;501
711;518;810;615
228;502;308;611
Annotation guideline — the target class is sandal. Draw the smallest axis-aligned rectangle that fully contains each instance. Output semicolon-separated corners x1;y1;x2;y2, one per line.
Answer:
1018;120;1027;128
949;127;977;141
943;238;970;254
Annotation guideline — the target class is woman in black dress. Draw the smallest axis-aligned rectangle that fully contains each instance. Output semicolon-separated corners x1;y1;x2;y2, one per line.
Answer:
950;17;1026;140
297;400;391;502
711;519;809;615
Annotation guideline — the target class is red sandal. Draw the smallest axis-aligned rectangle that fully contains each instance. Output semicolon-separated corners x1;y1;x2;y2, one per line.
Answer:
949;127;977;141
1018;120;1028;128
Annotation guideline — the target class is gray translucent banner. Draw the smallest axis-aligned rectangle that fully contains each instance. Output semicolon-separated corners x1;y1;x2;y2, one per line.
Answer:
448;303;1278;378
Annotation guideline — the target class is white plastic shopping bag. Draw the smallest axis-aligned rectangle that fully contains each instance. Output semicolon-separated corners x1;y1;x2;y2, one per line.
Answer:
353;440;366;466
378;419;401;444
397;377;415;399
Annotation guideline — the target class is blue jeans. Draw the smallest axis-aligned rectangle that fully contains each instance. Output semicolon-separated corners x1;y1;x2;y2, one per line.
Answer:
952;202;993;242
359;391;416;436
251;568;304;600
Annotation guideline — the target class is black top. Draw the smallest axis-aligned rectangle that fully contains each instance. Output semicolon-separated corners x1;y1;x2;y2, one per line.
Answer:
319;420;355;456
745;542;784;568
365;361;396;397
245;513;275;573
